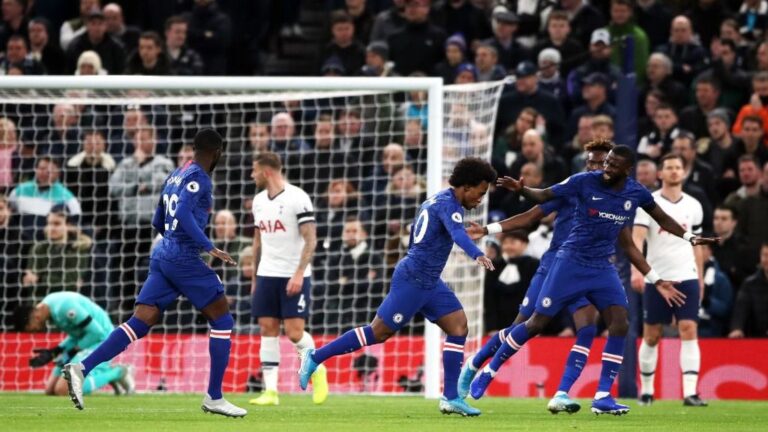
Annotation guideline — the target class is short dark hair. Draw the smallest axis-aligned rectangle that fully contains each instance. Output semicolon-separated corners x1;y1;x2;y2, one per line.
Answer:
660;152;685;168
695;74;721;92
610;144;636;166
548;10;569;23
720;38;737;52
193;128;223;154
502;230;529;243
330;10;354;26
448;157;497;188
7;34;27;49
35;155;58;167
738;154;760;168
715;204;738;220
584;137;614;153
742;114;764;129
139;31;163;48
12;304;33;332
674;129;696;147
654;103;676;114
254;151;283;171
164;15;187;31
611;0;634;8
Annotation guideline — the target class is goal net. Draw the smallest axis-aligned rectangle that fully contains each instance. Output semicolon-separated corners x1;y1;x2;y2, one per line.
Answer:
0;77;504;396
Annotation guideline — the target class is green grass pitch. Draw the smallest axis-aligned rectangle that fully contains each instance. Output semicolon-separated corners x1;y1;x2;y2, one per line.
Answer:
2;393;767;432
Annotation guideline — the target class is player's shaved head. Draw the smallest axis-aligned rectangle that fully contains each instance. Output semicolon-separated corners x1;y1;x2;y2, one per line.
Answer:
610;145;636;166
193;128;223;153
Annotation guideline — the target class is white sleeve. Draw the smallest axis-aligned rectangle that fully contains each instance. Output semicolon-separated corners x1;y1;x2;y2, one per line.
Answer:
634;205;651;227
251;195;259;225
691;197;704;234
295;189;315;225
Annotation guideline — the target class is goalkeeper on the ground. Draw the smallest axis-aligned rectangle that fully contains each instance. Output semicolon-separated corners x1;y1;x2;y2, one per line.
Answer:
14;291;134;396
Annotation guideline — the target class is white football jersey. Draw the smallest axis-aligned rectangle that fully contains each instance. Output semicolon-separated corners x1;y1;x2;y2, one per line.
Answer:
634;190;703;282
252;183;315;277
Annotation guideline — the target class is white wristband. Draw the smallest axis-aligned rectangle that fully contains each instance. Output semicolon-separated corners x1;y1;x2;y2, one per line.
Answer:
486;223;502;235
683;232;695;242
645;269;661;284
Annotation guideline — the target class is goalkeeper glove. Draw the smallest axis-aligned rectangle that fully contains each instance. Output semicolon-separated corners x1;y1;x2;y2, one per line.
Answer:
29;346;63;368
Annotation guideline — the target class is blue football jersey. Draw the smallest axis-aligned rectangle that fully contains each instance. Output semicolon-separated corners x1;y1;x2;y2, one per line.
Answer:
400;188;483;284
152;160;214;262
538;195;577;269
552;171;655;267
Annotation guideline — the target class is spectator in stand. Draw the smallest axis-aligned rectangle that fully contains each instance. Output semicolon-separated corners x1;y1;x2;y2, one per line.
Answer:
0;194;24;289
320;11;365;77
642;52;688;112
509;128;567;187
0;0;28;50
500;1;555;48
685;0;728;50
434;33;466;84
567;28;622;106
482;6;529;73
568;72;615;139
679;75;722;139
164;15;204;76
733;72;768;139
655;15;707;87
726;154;764;208
713;205;756;291
9;156;81;234
672;130;718;207
534;10;585;79
107;126;173;312
729;243;768;338
484;230;539;333
738;0;768;42
370;0;406;42
375;164;425;266
537;48;569;109
566;114;594;171
638;89;665;137
361;142;405;195
103;3;139;54
0;117;18;193
28;18;65;75
60;0;100;50
636;159;659;190
126;31;171;75
729;116;768;169
22;206;92;301
387;0;445;76
436;0;492;49
637;103;680;162
698;242;734;337
65;8;125;75
570;114;615;172
361;41;393;77
75;50;105;75
557;0;607;49
208;209;250;283
42;103;80;157
402;119;426;175
752;40;768;73
634;0;672;49
336;108;376;177
733;160;768;257
224;245;253;329
592;113;615;141
0;35;45;75
497;61;566;149
608;0;649;85
719;18;750;68
502;161;546;216
314;179;366;279
268;112;310;163
298;113;358;196
325;216;385;330
705;39;751;114
701;109;740;194
184;0;231;75
64;130;114;237
493;107;537;170
474;43;506;82
337;0;374;45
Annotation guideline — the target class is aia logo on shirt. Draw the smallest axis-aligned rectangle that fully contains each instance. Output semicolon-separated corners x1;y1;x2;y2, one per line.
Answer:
258;219;286;233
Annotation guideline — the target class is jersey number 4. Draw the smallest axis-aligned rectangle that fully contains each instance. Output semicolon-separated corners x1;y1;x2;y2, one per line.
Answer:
163;193;180;232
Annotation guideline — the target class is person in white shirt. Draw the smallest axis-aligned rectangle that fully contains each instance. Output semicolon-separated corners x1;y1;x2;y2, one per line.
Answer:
632;153;708;407
248;151;327;406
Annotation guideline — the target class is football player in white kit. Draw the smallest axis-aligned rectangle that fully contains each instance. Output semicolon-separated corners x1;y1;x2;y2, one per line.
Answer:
632;153;708;407
249;152;328;406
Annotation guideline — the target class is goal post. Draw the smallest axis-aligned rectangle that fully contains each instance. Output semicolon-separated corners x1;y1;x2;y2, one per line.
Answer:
0;75;504;397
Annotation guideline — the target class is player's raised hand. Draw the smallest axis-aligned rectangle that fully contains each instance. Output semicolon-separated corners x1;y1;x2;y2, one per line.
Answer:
655;280;686;307
691;236;721;246
476;255;495;271
496;176;524;192
286;273;303;297
209;248;236;266
466;221;486;240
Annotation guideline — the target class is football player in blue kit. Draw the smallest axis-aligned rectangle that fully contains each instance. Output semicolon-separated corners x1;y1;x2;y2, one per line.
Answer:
63;129;247;417
298;157;497;417
459;139;614;414
468;145;719;415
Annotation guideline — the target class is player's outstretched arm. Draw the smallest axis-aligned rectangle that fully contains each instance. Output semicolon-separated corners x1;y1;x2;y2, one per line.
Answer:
647;205;720;246
496;176;555;203
467;206;546;240
619;226;686;307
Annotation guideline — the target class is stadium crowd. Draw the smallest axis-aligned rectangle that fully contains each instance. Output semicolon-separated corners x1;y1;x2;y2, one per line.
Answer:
0;0;767;342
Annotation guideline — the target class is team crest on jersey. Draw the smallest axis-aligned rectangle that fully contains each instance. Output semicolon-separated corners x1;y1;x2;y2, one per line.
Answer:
186;181;200;193
451;212;463;223
67;309;76;319
522;297;529;307
541;297;552;308
393;313;404;324
624;200;632;211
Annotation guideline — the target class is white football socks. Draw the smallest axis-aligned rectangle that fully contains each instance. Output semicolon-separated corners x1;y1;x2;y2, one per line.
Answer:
638;340;658;396
680;339;701;397
260;336;280;392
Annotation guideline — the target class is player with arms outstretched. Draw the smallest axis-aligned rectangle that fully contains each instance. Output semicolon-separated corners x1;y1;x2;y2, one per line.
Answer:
15;292;134;397
459;139;613;414
298;157;497;416
633;154;708;407
468;145;719;415
63;129;246;417
249;152;328;406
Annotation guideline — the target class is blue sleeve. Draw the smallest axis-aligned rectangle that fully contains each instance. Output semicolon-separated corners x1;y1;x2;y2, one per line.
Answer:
550;173;586;198
638;186;657;212
151;195;165;235
540;196;566;216
175;175;215;252
437;204;483;260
